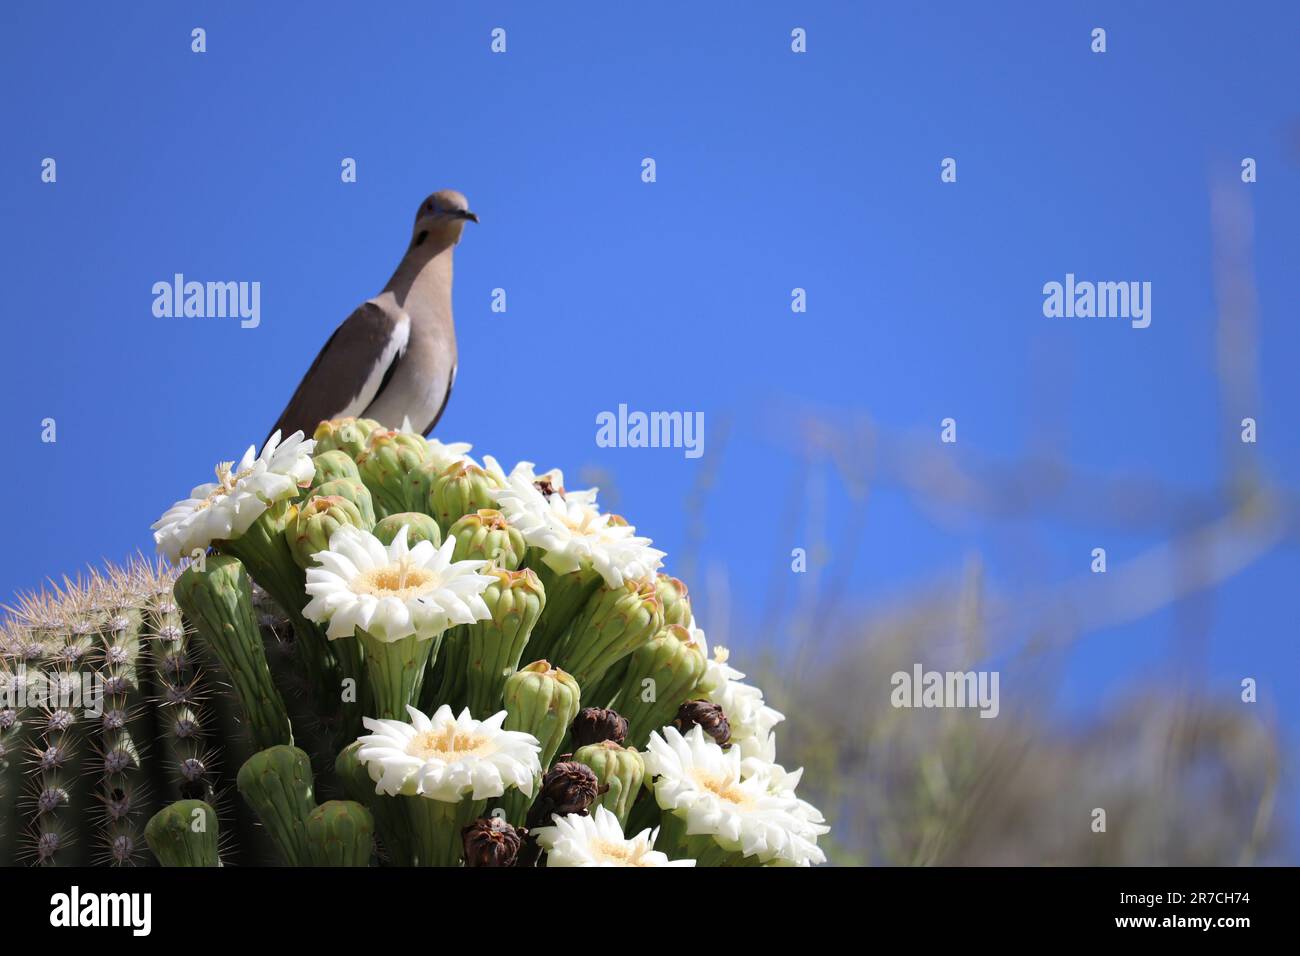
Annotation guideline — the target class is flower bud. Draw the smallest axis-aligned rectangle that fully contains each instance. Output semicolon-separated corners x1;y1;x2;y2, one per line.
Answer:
613;624;707;746
305;800;375;867
311;477;377;529
672;699;731;747
572;740;645;829
428;461;504;534
285;495;366;570
461;815;524;867
313;417;383;460
309;449;361;493
526;760;603;829
570;707;628;748
558;577;663;690
356;430;430;519
655;574;692;628
464;568;546;717
236;745;317;866
448;509;526;570
373;512;442;548
498;661;581;825
503;661;581;769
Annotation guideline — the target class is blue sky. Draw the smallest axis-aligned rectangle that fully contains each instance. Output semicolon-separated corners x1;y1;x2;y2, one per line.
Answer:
2;2;1297;849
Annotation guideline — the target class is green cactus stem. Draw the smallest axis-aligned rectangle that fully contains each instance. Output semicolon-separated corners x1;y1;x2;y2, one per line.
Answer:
174;555;293;751
519;560;603;665
405;794;487;867
236;745;316;866
217;504;341;727
358;630;439;722
144;799;221;866
305;800;374;866
335;742;413;866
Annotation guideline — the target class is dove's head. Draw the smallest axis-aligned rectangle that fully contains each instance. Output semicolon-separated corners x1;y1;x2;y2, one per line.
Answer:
411;189;478;249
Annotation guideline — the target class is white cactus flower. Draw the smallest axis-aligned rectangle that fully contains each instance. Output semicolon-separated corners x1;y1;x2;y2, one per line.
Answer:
490;471;664;587
356;704;541;802
535;805;695;867
303;525;494;642
701;647;785;749
151;430;315;561
644;725;828;866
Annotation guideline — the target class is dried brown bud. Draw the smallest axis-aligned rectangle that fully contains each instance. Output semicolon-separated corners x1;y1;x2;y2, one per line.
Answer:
533;477;564;498
570;707;629;748
673;700;731;747
462;816;524;867
526;761;605;829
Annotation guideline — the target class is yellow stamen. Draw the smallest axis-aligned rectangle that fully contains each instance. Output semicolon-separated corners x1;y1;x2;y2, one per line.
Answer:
353;558;437;601
406;726;495;761
692;768;754;808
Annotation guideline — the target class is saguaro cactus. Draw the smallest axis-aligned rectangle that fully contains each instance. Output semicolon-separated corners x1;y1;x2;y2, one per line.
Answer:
0;421;828;867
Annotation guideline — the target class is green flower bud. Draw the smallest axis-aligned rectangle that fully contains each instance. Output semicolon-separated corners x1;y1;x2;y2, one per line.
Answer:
573;740;645;830
428;461;503;535
449;509;526;570
373;512;442;548
655;573;693;628
558;578;664;690
144;799;220;867
174;555;293;751
310;449;361;491
312;477;377;529
357;430;430;520
503;661;581;767
523;561;603;665
285;495;366;570
464;568;546;717
236;745;316;866
498;661;581;825
313;417;383;460
305;800;374;867
613;624;707;747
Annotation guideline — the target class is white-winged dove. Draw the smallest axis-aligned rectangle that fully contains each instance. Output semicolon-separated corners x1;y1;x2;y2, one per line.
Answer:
268;189;477;441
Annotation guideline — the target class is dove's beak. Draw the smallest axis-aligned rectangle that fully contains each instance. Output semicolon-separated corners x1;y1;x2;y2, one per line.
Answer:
458;210;479;224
